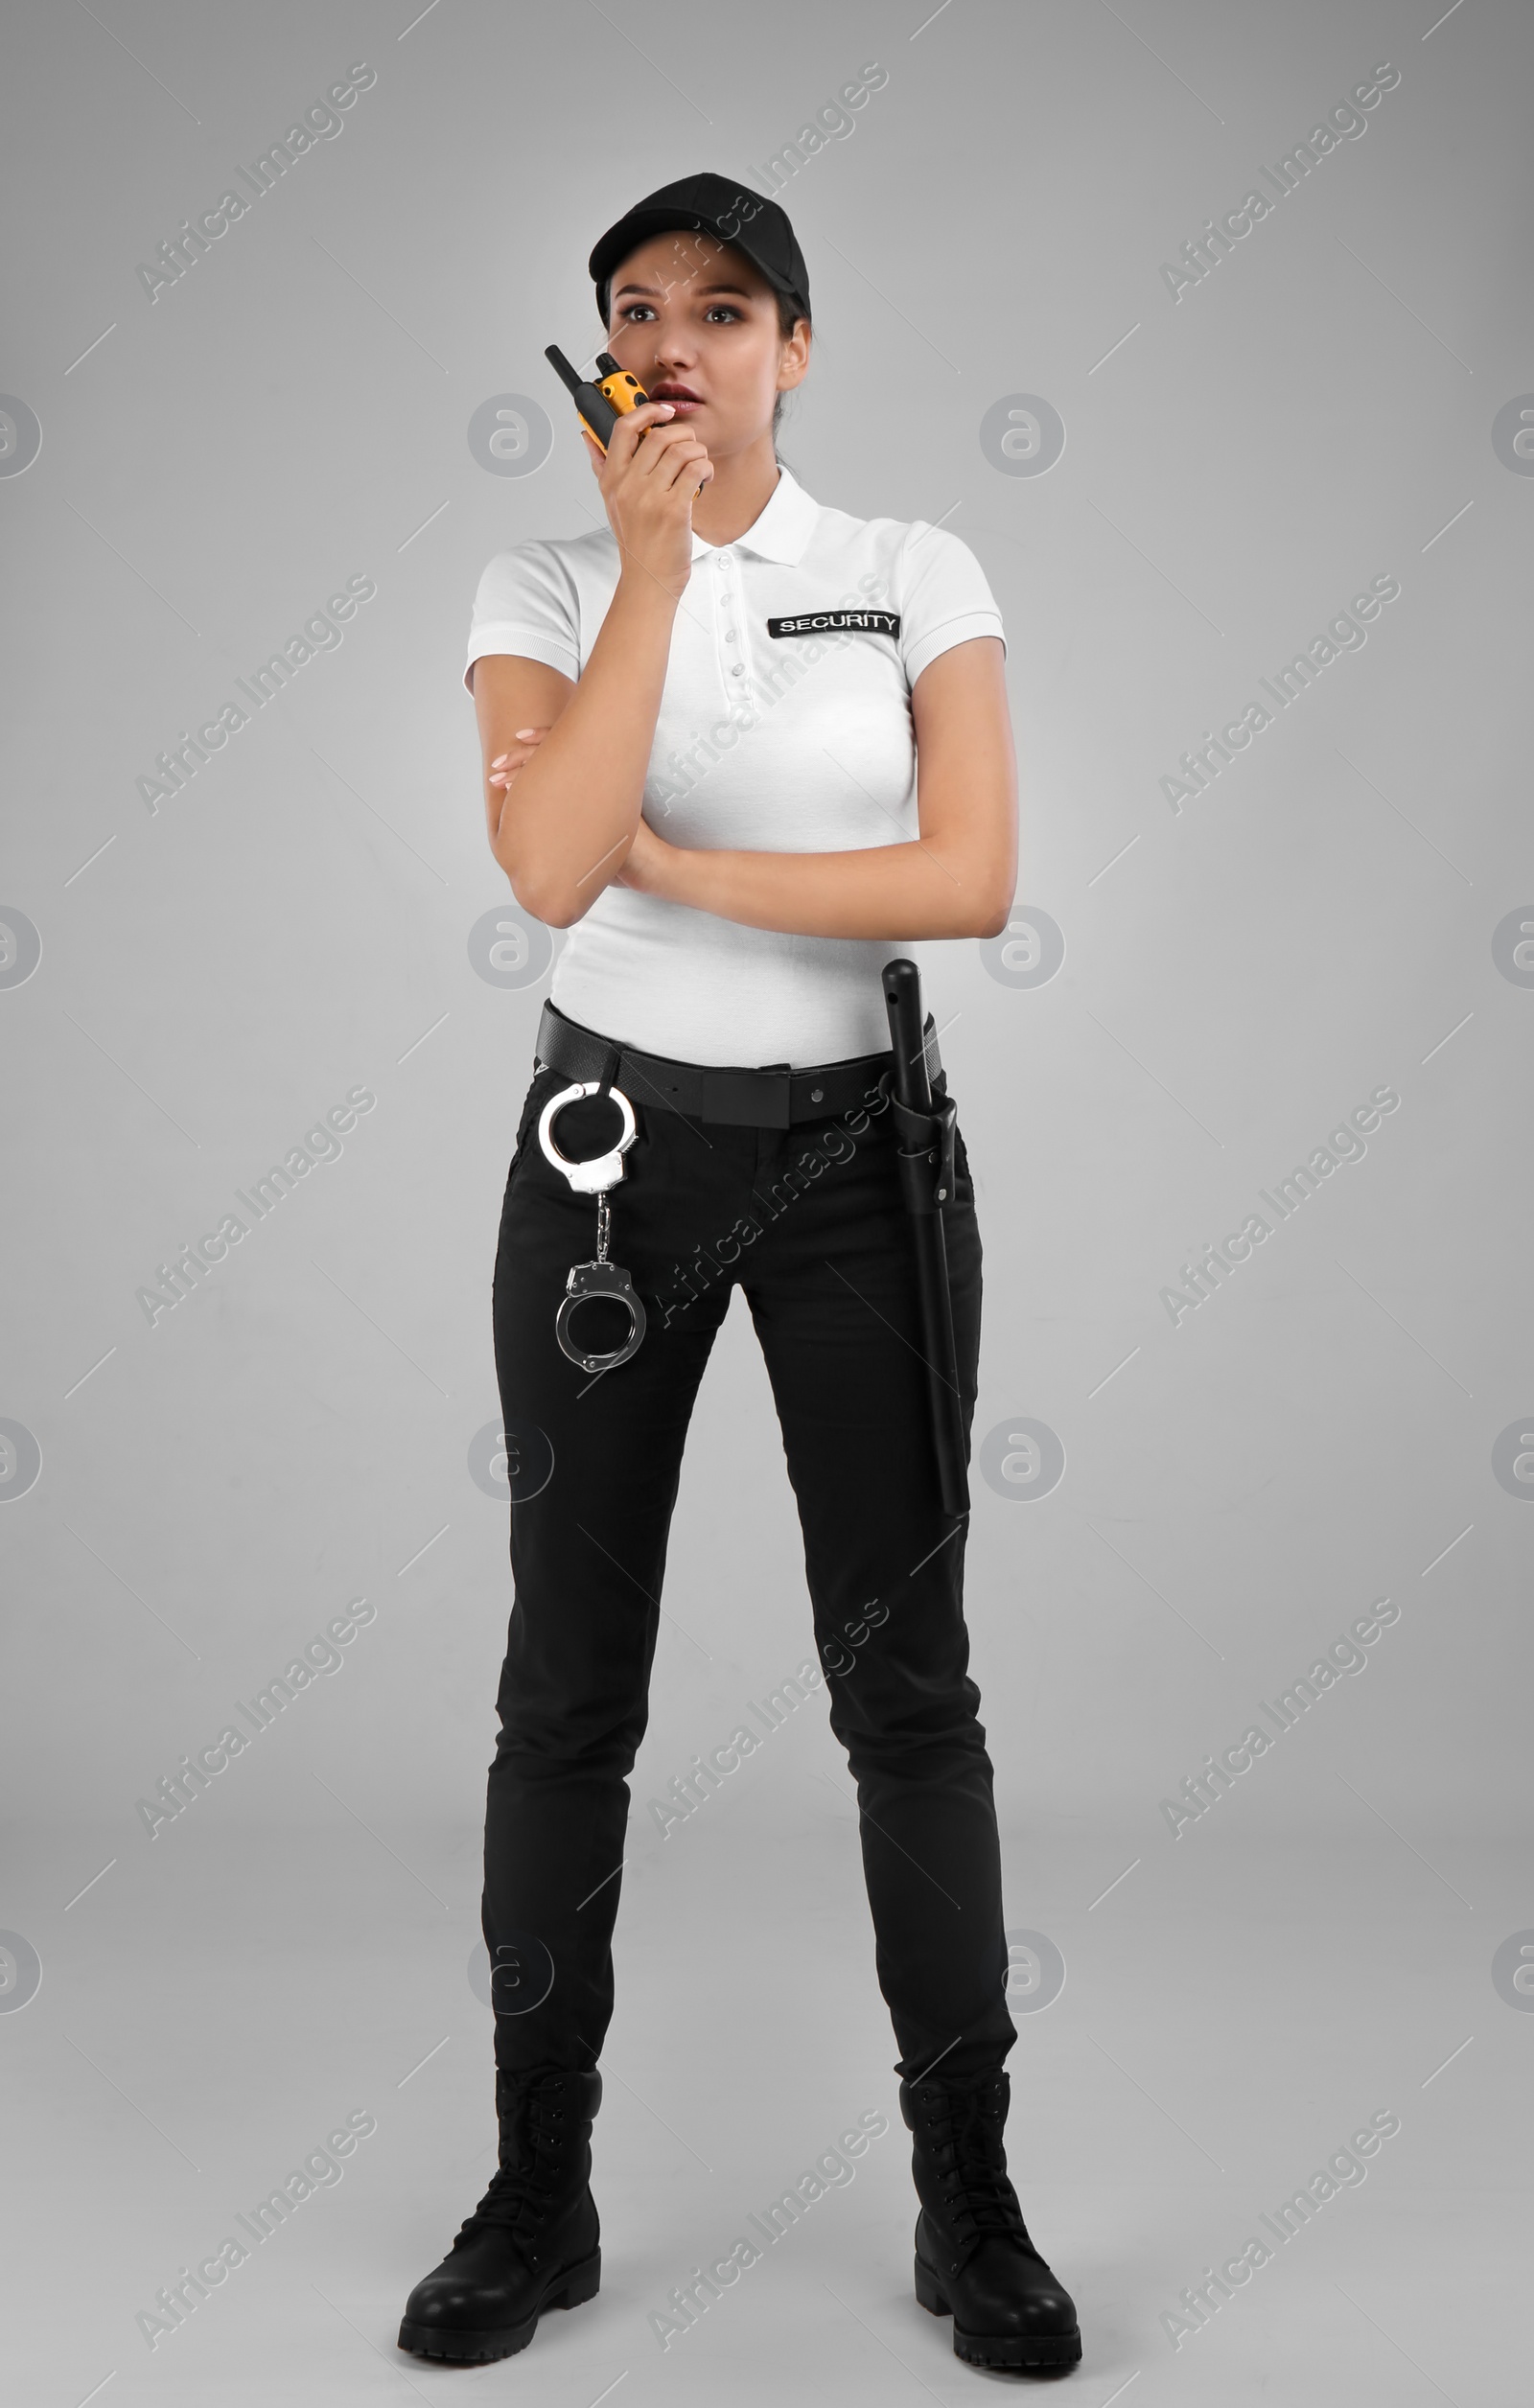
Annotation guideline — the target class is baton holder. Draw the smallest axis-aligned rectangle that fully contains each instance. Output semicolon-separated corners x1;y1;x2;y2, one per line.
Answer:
880;958;970;1517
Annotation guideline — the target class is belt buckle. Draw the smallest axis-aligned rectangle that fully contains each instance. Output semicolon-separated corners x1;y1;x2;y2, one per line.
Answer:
699;1063;791;1127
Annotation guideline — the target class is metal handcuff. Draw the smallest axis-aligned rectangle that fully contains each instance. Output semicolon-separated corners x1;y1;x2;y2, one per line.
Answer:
535;1078;648;1374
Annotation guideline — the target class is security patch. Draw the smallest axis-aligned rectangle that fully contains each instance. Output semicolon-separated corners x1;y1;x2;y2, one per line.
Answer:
766;610;901;639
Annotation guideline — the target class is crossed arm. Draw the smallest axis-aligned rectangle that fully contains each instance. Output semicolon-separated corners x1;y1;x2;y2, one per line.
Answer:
476;632;1016;942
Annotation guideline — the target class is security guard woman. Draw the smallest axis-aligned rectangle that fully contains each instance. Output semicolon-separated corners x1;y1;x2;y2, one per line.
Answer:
397;174;1081;2378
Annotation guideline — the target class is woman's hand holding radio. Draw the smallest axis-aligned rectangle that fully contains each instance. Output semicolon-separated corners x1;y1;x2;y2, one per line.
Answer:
581;403;712;601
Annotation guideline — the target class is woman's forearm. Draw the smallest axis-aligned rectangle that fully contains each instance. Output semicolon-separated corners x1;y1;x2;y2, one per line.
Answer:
491;576;678;927
671;837;1013;941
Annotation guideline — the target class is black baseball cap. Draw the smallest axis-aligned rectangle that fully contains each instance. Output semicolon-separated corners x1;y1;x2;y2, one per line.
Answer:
589;172;811;329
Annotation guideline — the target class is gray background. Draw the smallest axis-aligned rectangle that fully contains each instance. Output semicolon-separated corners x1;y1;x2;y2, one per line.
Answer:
3;0;1529;2400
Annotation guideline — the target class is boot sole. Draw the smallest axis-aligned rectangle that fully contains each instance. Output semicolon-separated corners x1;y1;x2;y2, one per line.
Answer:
915;2251;1082;2371
397;2248;600;2363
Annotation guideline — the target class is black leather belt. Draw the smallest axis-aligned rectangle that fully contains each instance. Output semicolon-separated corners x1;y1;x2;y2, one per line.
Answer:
534;1000;944;1129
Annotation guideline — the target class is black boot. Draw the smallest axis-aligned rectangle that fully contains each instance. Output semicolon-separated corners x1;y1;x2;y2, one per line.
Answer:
900;2067;1081;2373
397;2064;602;2363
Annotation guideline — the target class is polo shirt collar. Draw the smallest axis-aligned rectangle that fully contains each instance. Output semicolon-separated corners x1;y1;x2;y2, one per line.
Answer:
690;465;819;567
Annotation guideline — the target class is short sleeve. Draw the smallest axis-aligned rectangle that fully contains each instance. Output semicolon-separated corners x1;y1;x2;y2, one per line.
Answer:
895;522;1007;688
463;541;581;694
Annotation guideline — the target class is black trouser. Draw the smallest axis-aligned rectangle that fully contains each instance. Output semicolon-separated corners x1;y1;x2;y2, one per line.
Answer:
484;1019;1018;2087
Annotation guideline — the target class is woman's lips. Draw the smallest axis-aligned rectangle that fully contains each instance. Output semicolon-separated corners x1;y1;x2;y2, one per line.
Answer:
650;387;702;413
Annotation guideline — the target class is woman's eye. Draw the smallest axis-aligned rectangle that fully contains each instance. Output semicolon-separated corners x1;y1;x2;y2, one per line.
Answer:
618;304;656;323
705;305;741;323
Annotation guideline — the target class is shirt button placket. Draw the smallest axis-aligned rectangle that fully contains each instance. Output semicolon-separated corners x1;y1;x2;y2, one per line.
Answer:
719;552;748;685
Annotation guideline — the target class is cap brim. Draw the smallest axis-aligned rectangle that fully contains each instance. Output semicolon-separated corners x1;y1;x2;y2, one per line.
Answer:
592;208;800;313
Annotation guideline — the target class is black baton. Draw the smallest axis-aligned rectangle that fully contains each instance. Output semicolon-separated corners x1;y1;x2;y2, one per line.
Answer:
880;959;970;1517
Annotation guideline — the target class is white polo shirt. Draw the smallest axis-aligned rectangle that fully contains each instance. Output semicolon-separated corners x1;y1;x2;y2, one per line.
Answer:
464;466;1005;1068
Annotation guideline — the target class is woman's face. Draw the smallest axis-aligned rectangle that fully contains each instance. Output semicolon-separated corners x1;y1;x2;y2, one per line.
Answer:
603;230;809;460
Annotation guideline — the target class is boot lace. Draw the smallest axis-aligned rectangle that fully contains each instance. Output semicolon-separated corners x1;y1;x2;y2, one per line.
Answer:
453;2072;573;2258
913;2072;1044;2271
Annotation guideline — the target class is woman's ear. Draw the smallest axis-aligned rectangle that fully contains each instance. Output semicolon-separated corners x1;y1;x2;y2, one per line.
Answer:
778;318;812;393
